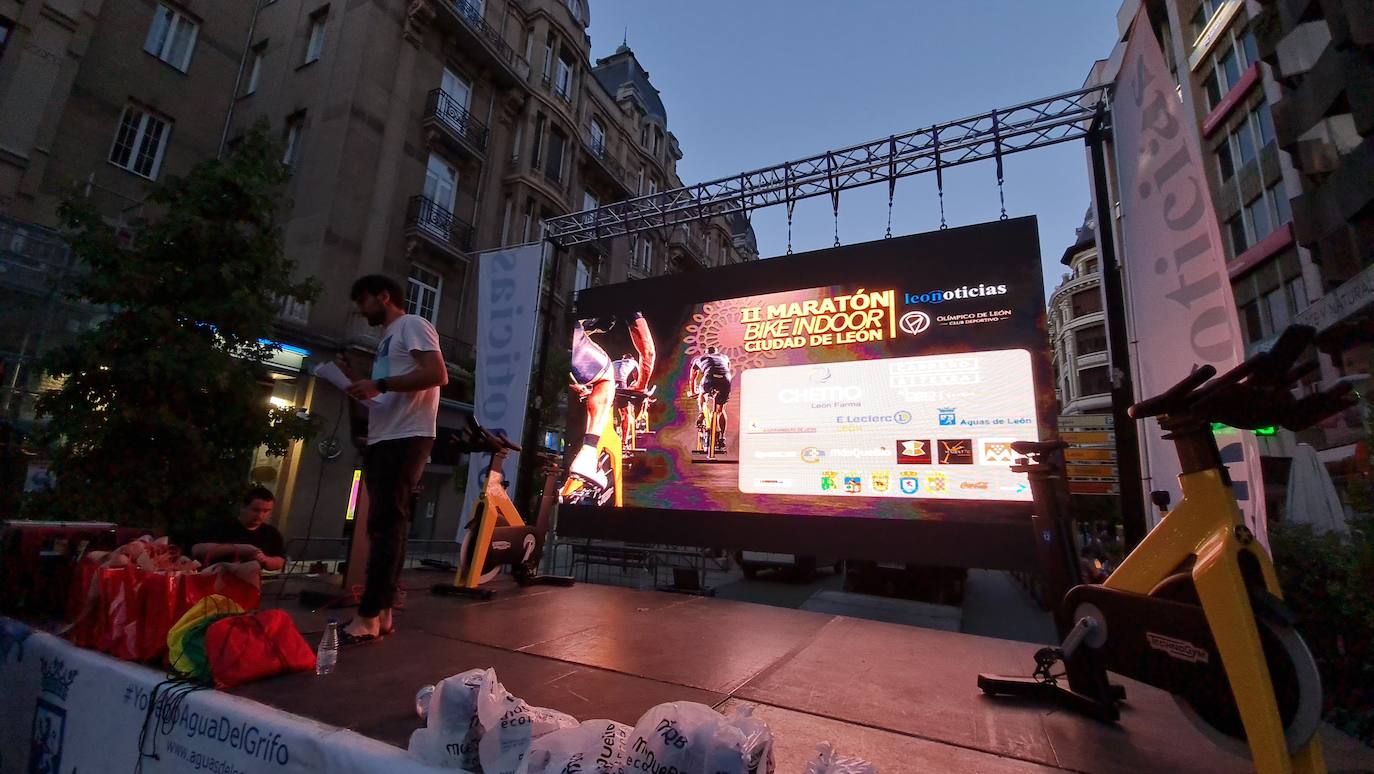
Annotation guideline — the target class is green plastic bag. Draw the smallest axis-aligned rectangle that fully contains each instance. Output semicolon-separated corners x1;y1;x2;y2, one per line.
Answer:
173;612;240;682
167;594;244;677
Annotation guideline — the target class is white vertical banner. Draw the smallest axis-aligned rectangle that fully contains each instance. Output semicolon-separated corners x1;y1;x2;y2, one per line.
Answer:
1111;7;1267;538
457;242;547;539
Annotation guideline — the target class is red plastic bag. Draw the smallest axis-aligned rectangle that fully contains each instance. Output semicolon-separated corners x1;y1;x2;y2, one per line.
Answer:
205;610;314;688
182;563;260;612
99;565;141;660
134;571;183;662
65;558;103;649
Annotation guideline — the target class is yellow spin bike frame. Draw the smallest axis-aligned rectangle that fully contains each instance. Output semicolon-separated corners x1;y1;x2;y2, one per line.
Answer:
1104;466;1324;773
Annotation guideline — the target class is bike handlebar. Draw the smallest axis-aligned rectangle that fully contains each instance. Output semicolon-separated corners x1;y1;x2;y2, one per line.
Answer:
463;414;521;453
1126;325;1355;431
1011;439;1068;456
1128;365;1217;419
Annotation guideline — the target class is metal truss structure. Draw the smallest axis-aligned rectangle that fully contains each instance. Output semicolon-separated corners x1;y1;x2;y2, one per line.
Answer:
544;84;1109;247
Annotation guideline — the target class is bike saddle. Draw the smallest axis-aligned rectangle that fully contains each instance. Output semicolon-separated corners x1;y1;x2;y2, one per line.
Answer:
614;387;653;403
1011;439;1068;456
1129;325;1355;431
463;414;522;453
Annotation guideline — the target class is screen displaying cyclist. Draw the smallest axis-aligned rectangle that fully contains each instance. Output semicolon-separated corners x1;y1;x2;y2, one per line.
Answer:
690;345;733;453
568;313;655;489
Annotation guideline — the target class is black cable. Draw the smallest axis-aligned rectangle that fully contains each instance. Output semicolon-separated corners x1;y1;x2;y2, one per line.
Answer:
273;395;347;606
134;676;205;773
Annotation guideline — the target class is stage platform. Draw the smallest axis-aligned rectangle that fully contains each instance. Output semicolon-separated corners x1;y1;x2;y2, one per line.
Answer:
242;572;1374;773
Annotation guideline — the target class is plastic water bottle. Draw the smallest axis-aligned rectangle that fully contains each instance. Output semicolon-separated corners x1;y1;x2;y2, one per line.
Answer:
415;684;435;719
316;619;339;675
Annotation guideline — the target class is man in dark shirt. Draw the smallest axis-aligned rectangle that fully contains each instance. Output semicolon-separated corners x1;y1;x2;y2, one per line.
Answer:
192;486;287;570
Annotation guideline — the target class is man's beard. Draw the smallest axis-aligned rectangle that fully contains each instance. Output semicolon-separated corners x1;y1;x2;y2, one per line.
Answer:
365;310;386;325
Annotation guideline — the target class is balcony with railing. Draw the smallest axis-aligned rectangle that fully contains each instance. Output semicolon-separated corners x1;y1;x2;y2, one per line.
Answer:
433;0;531;87
668;224;708;271
582;136;630;194
406;195;474;258
423;89;489;158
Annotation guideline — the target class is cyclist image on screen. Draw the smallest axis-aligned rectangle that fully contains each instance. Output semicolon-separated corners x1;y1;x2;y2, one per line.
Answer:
611;352;641;441
568;312;655;489
690;345;733;454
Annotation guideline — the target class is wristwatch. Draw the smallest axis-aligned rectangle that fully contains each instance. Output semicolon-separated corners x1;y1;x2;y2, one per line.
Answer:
376;378;389;394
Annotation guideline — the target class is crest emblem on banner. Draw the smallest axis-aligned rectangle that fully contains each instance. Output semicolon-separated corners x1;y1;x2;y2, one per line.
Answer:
31;657;77;774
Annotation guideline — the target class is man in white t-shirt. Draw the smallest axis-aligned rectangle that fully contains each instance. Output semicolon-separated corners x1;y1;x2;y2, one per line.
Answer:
339;274;447;643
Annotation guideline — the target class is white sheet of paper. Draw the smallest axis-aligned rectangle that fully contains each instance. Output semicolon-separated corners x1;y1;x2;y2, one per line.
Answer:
313;362;383;407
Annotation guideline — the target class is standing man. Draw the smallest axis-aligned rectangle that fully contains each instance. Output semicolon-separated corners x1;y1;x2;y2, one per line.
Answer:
340;275;447;643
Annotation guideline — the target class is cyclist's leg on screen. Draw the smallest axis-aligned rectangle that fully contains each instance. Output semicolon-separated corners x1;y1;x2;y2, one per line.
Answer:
569;329;613;487
570;379;613;487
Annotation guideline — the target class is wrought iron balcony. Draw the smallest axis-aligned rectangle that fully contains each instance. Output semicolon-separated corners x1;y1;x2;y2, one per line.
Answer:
406;195;474;256
435;0;531;87
668;225;707;271
424;89;488;157
584;137;630;193
544;163;565;189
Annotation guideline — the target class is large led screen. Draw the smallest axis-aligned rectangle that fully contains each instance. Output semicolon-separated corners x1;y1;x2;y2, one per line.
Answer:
558;217;1056;570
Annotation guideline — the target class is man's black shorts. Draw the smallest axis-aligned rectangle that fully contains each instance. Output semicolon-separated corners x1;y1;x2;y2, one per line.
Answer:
701;375;731;405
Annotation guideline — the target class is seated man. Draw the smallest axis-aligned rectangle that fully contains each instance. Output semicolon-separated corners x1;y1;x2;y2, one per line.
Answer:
192;486;287;571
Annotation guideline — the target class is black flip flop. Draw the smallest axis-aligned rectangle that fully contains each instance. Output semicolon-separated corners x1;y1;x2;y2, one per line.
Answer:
338;621;379;646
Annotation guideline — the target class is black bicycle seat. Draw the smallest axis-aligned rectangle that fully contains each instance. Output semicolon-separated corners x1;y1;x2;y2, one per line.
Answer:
1011;439;1068;455
615;386;654;403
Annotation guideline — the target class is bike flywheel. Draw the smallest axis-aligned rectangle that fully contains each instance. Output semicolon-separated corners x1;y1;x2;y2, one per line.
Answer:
1151;574;1323;756
459;525;501;586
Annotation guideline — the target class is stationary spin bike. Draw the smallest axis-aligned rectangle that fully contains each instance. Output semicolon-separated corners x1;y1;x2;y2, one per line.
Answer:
432;414;573;600
979;326;1354;773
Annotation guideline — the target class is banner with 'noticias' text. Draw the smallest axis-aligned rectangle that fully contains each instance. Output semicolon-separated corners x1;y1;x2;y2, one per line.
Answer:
1111;6;1266;538
456;242;547;541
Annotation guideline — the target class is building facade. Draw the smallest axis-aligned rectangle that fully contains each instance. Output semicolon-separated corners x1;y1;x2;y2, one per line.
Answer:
0;0;757;544
0;0;259;515
1092;0;1367;515
1257;0;1373;487
1049;210;1113;417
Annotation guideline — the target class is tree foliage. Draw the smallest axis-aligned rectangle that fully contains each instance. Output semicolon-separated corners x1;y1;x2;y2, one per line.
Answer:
1271;517;1374;743
29;124;319;535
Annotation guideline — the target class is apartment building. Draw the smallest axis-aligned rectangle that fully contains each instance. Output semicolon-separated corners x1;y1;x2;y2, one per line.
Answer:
0;0;757;541
1092;0;1366;512
227;0;755;545
1258;0;1373;486
0;1;257;516
1049;210;1113;416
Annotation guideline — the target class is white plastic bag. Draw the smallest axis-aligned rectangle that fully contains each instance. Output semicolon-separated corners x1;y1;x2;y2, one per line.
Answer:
476;669;579;774
626;701;762;774
408;668;488;770
801;742;877;774
725;704;775;774
526;719;631;774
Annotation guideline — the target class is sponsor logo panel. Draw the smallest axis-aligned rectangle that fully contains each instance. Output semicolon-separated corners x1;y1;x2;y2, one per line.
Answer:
937;439;975;465
895;439;932;465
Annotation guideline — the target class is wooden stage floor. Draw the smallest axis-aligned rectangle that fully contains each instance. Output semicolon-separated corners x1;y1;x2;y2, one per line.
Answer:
237;572;1372;773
